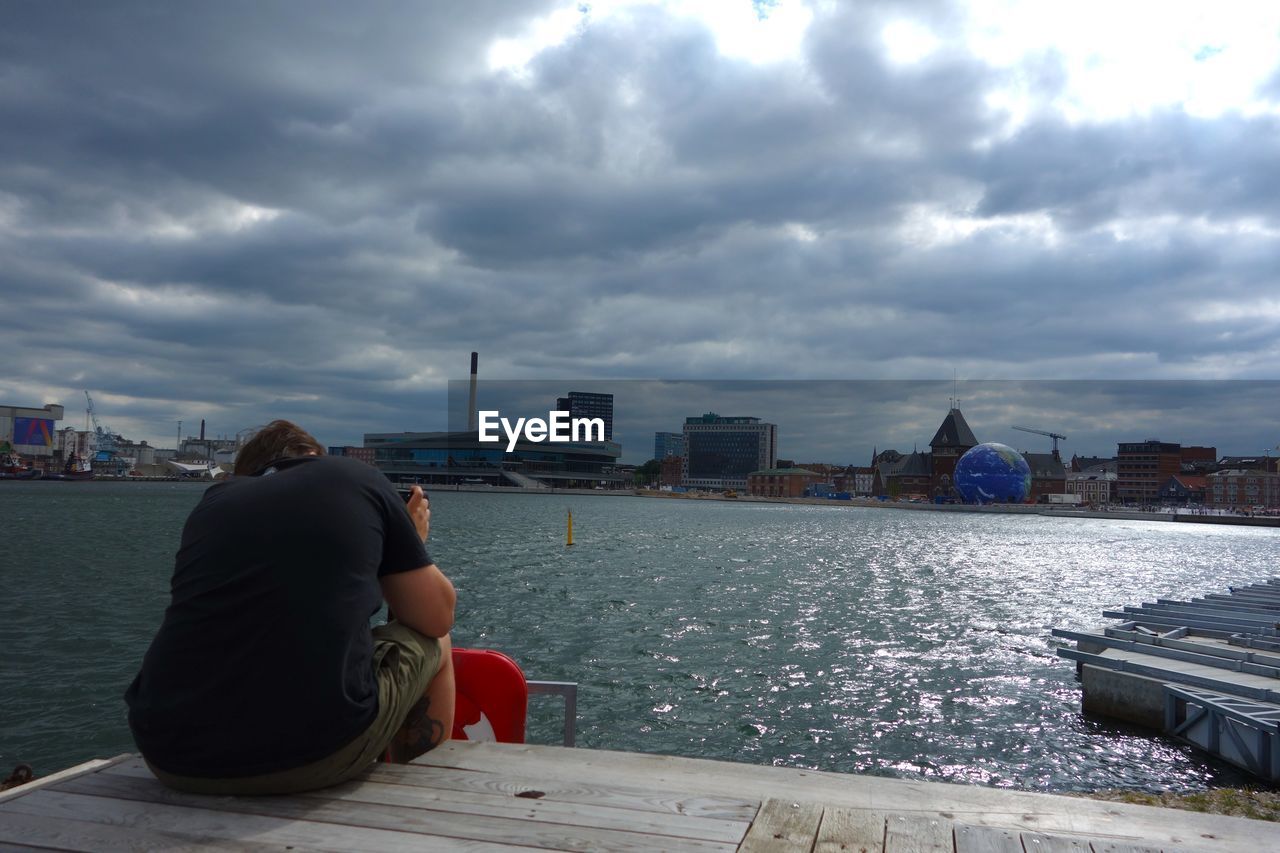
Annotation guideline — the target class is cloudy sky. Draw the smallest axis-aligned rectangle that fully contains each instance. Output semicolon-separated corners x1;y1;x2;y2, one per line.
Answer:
3;1;1279;460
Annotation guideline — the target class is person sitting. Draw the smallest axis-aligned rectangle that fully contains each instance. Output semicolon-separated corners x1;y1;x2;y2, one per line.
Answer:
125;419;456;794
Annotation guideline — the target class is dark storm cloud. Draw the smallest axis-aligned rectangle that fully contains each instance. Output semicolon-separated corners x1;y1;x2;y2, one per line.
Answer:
972;111;1280;229
1;1;1278;455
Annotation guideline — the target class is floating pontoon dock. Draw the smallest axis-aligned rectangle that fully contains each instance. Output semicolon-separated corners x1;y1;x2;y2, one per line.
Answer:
1;741;1275;851
1056;577;1280;783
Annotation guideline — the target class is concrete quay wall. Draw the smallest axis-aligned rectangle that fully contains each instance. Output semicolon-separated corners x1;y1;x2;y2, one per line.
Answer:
1080;665;1168;730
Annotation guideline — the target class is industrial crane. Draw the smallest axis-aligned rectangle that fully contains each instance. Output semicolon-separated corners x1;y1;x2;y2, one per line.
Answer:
1011;425;1067;456
84;390;118;458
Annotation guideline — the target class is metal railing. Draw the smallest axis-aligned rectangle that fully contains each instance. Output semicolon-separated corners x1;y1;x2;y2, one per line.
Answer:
527;680;578;747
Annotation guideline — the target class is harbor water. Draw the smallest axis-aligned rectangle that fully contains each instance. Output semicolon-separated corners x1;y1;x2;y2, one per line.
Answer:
3;481;1277;793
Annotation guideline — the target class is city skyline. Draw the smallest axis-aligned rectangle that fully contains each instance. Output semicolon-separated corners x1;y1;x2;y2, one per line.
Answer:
3;3;1280;449
450;379;1280;466
8;377;1278;468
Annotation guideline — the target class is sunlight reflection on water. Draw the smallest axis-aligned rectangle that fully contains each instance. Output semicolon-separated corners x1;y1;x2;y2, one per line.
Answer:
441;494;1276;793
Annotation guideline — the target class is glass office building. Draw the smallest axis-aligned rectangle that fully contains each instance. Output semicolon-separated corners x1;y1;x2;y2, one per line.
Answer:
654;431;683;460
555;392;614;440
681;414;777;491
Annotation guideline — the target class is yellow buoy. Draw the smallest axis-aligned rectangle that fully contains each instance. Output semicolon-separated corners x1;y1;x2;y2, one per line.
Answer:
566;508;574;546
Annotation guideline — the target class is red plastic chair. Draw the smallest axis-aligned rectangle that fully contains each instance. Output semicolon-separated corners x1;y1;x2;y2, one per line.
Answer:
450;648;528;744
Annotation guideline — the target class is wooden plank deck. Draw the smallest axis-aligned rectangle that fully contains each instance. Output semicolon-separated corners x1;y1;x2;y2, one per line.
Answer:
1;742;1276;852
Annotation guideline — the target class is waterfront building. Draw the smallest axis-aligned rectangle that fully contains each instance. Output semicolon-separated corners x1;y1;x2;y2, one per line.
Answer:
179;436;237;462
363;430;624;489
887;451;932;499
1206;469;1280;509
1066;467;1116;506
0;402;65;460
748;467;822;498
654;431;683;461
57;428;94;465
1070;454;1113;472
659;455;684;487
852;466;875;496
113;438;158;468
1022;452;1067;503
681;413;777;491
328;446;376;465
1180;446;1217;473
556;392;614;440
1214;455;1272;473
870;449;904;496
928;407;977;499
1116;440;1182;505
789;463;857;495
831;465;859;494
1158;474;1207;506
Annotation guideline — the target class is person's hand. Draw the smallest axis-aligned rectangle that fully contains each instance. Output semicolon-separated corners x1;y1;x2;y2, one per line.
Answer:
406;486;430;543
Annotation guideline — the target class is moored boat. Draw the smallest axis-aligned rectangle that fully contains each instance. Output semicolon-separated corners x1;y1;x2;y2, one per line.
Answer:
44;453;94;481
166;459;224;478
0;452;41;480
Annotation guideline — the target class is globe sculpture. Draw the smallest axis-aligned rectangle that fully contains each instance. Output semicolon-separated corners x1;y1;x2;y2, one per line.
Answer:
953;442;1031;504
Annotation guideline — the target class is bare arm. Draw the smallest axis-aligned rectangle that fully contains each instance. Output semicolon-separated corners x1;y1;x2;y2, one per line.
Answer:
381;563;456;637
381;486;456;637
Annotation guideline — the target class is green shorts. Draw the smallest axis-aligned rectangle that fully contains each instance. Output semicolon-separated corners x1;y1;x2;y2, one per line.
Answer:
148;621;443;795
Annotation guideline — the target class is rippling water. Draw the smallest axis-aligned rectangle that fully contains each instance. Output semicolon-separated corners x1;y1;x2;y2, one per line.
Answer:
3;482;1277;792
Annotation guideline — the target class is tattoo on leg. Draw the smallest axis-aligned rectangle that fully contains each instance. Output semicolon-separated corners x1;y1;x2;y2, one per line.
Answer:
388;696;447;763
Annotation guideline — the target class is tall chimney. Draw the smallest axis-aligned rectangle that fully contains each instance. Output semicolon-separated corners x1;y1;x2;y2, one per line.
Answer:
200;419;206;441
467;351;479;433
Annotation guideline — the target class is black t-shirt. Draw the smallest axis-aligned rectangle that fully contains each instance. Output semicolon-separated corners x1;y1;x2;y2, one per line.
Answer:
124;456;430;778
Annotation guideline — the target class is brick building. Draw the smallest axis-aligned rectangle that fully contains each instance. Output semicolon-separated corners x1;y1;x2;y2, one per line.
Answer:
1180;446;1217;473
748;468;823;498
888;451;932;499
1206;469;1280;509
328;445;376;465
1116;440;1182;505
929;408;977;499
1023;452;1067;502
659;455;684;487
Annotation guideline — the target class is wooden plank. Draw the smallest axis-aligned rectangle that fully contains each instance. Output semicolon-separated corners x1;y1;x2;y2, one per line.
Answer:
309;779;748;844
101;760;747;843
883;814;951;853
0;806;304;852
411;743;1280;852
101;760;746;844
3;790;508;853
1019;831;1091;853
106;756;760;822
954;823;1021;853
738;798;824;853
1087;843;1162;853
56;772;735;852
813;808;885;853
362;759;760;821
0;755;128;804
